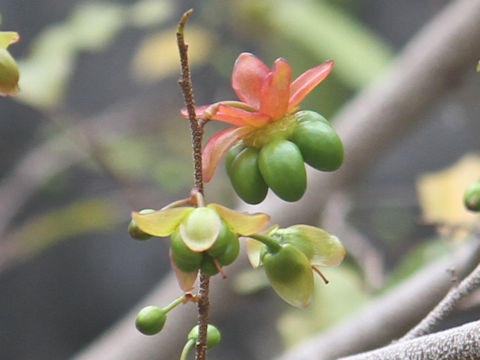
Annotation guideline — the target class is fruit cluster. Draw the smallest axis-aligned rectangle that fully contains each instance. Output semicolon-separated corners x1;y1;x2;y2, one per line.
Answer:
226;111;343;204
129;201;269;290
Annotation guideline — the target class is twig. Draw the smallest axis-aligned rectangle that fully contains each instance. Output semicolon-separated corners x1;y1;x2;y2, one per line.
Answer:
177;8;203;194
176;9;210;360
400;237;480;341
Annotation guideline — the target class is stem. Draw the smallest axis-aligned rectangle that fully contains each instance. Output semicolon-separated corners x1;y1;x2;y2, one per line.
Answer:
195;273;210;360
163;295;187;313
176;9;210;360
249;234;282;253
180;339;195;360
177;8;203;194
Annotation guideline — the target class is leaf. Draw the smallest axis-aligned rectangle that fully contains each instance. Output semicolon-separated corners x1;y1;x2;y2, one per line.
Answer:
131;26;214;83
129;0;174;28
417;154;480;225
208;203;270;235
132;207;193;237
68;2;125;51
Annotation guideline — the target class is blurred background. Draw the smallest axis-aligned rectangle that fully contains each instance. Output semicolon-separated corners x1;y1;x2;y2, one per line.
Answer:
0;0;479;359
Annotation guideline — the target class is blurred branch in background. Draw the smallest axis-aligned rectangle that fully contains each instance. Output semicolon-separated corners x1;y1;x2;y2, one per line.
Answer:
72;0;480;359
339;319;480;360
322;191;385;290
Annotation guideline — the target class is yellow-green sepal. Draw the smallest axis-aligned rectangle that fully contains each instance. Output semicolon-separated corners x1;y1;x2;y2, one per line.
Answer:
0;32;19;49
208;203;269;235
132;207;194;237
278;225;346;266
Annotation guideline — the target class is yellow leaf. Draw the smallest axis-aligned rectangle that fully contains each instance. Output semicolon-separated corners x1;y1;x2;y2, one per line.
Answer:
131;27;214;82
417;154;480;225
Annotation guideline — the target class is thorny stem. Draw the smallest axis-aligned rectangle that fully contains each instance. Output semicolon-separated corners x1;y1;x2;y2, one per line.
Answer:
176;9;210;360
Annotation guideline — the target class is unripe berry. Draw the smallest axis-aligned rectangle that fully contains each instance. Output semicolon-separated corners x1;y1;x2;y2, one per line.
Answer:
188;324;221;349
464;182;480;212
135;306;167;335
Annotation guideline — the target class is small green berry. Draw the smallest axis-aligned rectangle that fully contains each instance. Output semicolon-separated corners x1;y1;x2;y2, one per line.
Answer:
188;324;221;349
464;182;480;212
135;306;167;335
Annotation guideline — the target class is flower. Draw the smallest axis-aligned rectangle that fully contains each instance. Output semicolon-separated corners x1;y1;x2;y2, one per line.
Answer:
131;203;269;290
181;52;334;182
245;225;345;308
0;31;20;96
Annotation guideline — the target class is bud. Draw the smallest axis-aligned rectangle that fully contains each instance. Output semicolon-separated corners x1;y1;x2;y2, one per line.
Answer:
188;324;222;349
464;182;480;212
135;306;167;335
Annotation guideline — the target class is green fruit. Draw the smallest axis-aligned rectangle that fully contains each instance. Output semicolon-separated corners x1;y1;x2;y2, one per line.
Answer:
188;324;222;349
201;254;220;276
229;147;268;204
262;243;313;307
225;141;246;177
217;234;240;266
208;221;235;258
291;115;343;171
135;306;167;335
258;139;306;202
170;230;203;272
294;110;330;125
128;209;156;241
464;182;480;212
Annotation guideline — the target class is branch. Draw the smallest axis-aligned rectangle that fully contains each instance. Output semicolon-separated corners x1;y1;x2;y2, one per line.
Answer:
338;320;480;360
400;238;480;340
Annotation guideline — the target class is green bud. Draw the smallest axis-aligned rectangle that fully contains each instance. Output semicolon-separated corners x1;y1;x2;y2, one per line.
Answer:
188;324;221;349
135;306;167;335
464;182;480;212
